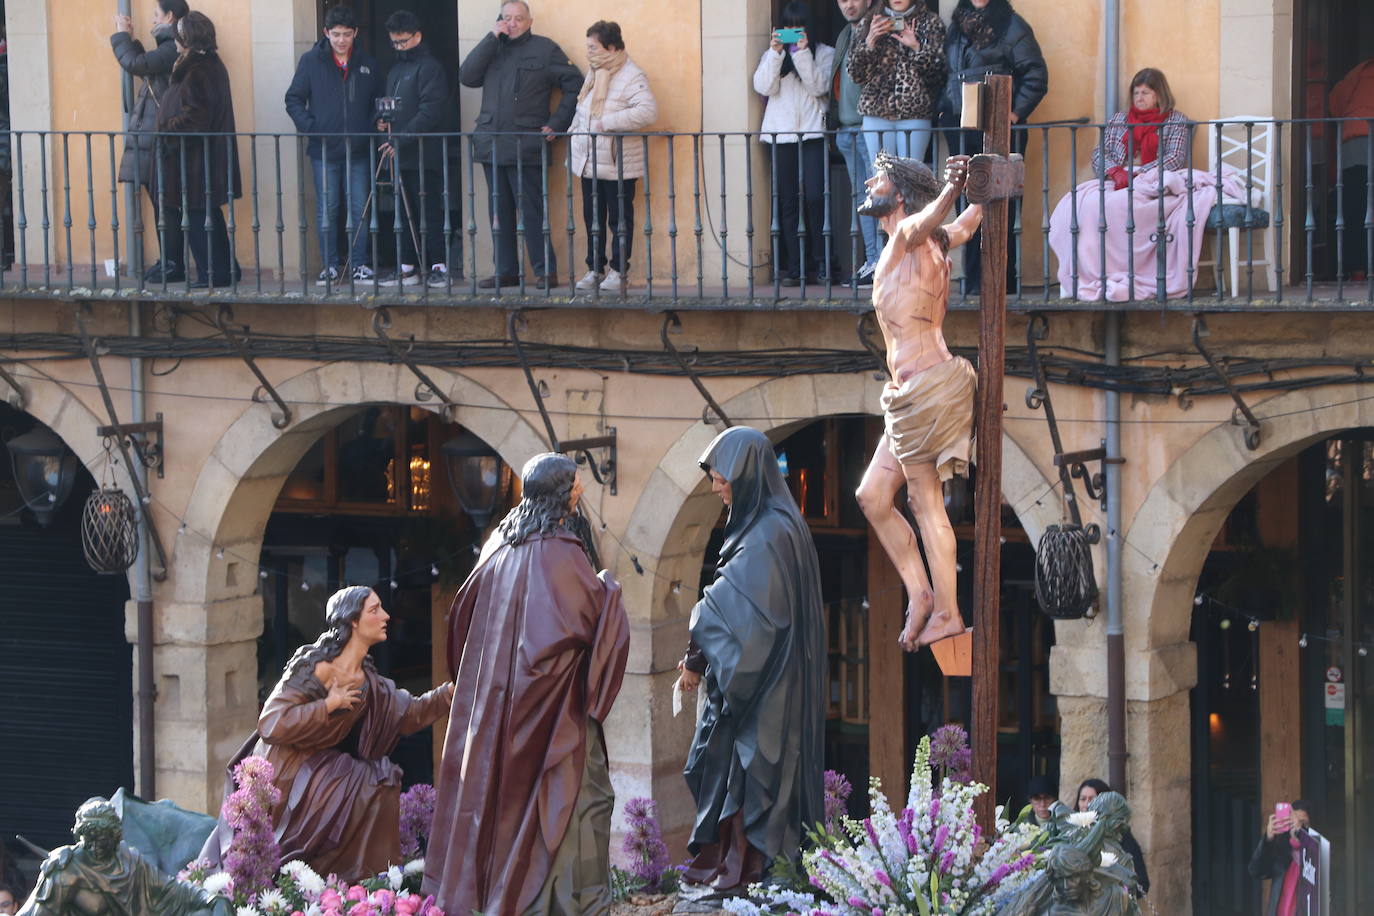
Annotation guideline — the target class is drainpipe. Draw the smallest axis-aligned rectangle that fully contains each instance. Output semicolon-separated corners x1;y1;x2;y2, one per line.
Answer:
1103;0;1127;793
130;301;156;800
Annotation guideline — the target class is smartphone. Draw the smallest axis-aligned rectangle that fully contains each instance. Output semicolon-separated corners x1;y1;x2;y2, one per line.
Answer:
775;27;805;44
1275;801;1292;827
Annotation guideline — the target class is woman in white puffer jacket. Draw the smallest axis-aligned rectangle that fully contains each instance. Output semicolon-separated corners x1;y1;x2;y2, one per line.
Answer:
569;20;659;292
755;1;835;287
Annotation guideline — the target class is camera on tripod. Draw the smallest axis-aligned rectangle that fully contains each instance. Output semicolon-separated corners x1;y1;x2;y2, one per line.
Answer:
375;96;403;124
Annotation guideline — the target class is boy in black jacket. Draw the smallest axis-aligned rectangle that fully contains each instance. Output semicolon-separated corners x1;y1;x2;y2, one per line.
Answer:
285;5;382;283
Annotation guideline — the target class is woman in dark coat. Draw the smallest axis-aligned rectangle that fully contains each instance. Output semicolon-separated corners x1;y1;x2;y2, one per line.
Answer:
675;426;826;892
156;11;242;288
112;0;187;281
940;0;1047;295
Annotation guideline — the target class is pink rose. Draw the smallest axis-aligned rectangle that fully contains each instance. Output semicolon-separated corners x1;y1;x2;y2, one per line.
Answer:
346;885;368;902
320;889;343;909
394;896;418;916
348;903;377;916
372;889;395;909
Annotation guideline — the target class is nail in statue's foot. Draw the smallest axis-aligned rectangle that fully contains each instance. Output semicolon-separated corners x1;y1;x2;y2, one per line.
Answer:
916;609;968;648
899;591;935;652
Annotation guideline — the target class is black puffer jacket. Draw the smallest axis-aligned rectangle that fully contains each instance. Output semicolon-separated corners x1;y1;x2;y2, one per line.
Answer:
942;0;1048;123
381;41;453;173
284;38;383;161
459;30;582;167
111;24;179;187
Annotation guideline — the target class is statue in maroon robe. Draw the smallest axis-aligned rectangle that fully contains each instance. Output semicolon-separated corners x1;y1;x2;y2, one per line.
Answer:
202;586;454;881
423;453;630;916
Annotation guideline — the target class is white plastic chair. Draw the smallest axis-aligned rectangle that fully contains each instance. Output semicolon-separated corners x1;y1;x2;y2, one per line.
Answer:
1197;117;1278;294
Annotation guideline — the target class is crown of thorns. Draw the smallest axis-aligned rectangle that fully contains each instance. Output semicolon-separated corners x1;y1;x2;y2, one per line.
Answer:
872;151;940;208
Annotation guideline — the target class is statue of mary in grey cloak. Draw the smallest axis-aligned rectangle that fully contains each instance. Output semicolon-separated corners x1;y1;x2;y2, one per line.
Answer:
678;426;826;892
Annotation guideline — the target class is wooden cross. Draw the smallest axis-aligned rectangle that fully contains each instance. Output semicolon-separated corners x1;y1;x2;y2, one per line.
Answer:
969;74;1020;831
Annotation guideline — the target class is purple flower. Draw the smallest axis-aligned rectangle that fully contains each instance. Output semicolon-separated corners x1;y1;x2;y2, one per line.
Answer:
874;869;892;888
221;755;281;902
989;864;1011;885
864;818;881;851
929;797;941;821
940;850;956;873
929;725;973;782
810;876;826;890
823;770;853;830
400;784;437;859
932;825;949;854
847;896;868;908
619;797;670;891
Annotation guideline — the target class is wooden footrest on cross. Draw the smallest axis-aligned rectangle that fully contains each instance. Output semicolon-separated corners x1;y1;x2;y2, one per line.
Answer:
929;628;973;677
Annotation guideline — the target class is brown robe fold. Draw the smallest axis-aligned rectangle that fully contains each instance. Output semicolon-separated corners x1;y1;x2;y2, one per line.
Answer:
423;530;630;916
204;667;451;881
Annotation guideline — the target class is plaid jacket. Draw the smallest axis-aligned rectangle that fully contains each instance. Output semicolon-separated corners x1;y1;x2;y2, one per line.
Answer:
1092;109;1191;180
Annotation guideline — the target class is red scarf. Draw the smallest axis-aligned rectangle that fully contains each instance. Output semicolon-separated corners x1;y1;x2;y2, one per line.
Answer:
1126;106;1169;165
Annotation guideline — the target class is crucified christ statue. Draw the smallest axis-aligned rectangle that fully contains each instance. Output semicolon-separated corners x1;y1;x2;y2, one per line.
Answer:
856;152;983;652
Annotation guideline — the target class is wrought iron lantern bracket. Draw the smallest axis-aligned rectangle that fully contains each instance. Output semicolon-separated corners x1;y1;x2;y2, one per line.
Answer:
96;415;165;480
1191;314;1262;450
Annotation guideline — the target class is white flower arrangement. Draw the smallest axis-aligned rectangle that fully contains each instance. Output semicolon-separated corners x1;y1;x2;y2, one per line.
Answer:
202;871;236;897
1066;811;1098;828
727;733;1048;915
1100;851;1119;868
403;857;426;876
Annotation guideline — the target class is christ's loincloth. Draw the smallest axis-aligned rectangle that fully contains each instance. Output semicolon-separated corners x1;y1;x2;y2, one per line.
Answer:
880;355;977;480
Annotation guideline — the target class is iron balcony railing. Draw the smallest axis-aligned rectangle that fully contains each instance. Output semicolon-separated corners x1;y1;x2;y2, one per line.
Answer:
0;119;1370;309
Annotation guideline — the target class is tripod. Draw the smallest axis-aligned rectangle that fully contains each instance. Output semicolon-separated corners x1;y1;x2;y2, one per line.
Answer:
350;122;425;275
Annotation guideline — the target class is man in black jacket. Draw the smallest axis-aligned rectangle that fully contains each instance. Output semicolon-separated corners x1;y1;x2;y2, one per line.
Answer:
939;0;1047;296
374;9;458;288
285;5;383;284
459;1;582;289
111;0;189;283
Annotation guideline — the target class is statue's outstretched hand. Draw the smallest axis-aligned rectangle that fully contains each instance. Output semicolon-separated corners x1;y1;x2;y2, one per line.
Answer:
945;155;971;191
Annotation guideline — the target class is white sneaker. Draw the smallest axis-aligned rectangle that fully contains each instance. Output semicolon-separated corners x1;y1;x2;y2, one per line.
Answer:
315;266;341;286
378;264;420;287
575;270;602;290
352;264;375;281
599;268;623;291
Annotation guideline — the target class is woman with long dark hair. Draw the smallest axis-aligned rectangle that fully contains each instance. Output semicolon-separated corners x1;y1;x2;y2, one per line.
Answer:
755;1;835;286
155;11;241;288
204;585;453;880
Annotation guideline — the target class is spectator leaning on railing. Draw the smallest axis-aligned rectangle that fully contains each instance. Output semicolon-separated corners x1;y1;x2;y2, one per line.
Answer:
284;4;382;285
568;20;658;294
156;11;242;290
756;1;836;287
459;0;582;290
939;0;1046;295
373;9;457;289
111;0;190;284
847;0;947;165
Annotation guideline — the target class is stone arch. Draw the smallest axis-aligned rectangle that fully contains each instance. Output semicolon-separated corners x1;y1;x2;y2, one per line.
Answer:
177;362;549;606
1125;383;1374;651
4;362;131;491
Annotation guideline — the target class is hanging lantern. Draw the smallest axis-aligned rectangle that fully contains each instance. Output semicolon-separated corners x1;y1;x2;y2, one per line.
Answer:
81;487;139;573
441;431;511;530
1035;524;1099;619
5;425;79;526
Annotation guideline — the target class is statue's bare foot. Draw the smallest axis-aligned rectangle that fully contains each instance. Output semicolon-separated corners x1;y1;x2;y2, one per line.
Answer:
898;590;935;652
916;608;968;648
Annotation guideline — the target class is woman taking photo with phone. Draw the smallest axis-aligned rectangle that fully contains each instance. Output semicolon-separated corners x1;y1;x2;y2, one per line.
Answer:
848;0;947;165
754;1;835;287
1248;799;1313;916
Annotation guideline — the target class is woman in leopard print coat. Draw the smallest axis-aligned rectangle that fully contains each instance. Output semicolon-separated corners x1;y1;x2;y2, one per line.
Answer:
847;0;947;166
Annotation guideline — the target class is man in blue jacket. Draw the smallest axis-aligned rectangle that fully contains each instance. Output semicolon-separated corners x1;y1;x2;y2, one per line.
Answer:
460;1;582;289
285;5;382;284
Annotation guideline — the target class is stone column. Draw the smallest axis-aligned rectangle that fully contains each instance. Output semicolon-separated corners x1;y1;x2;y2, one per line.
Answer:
1053;638;1198;916
126;595;263;813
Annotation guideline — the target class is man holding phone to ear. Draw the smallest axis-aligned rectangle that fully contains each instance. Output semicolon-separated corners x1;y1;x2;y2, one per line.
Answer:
460;1;582;289
1248;799;1313;916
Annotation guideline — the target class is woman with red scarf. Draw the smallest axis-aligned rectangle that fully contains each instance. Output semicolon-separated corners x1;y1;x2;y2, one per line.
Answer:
1092;67;1189;188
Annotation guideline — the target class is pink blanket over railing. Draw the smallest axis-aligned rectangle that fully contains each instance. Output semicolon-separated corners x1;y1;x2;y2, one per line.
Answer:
1048;169;1247;301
